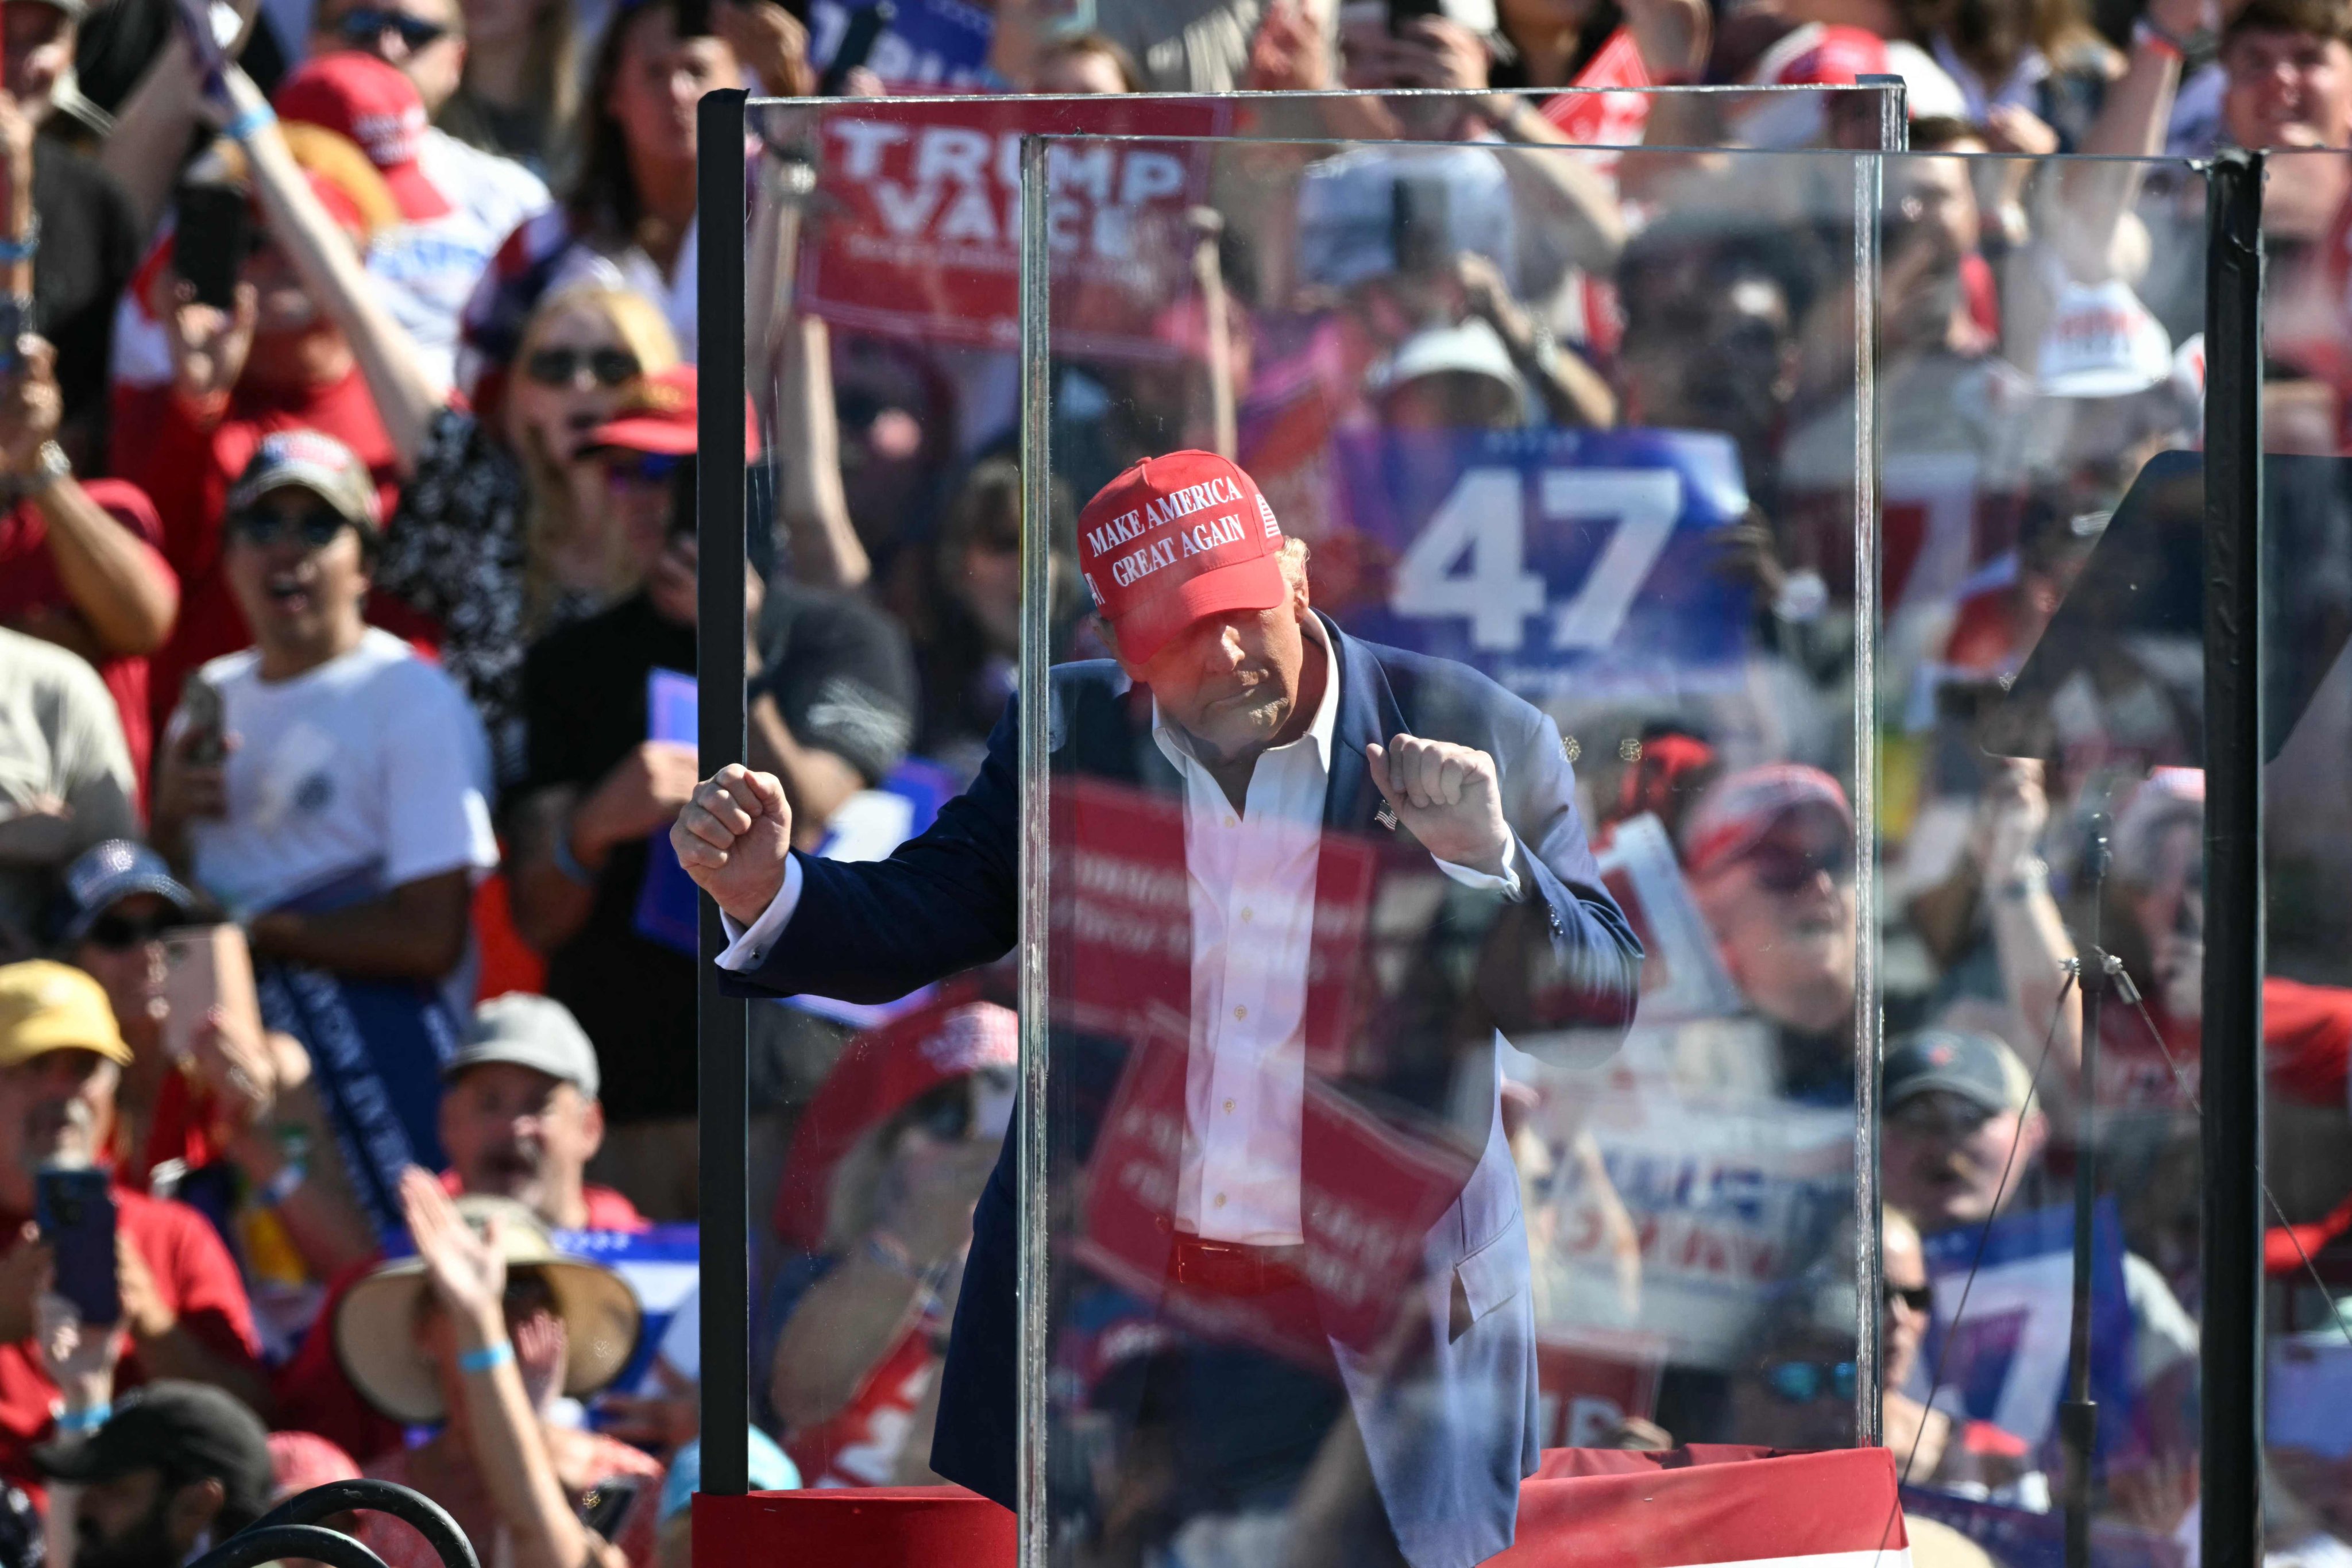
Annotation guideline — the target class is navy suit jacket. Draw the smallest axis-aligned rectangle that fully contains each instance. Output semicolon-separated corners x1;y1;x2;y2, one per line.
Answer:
722;615;1642;1568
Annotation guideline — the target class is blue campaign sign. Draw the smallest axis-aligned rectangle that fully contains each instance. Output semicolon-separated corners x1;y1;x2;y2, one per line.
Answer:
808;0;997;90
377;1222;702;1397
1327;427;1756;700
1918;1199;2135;1458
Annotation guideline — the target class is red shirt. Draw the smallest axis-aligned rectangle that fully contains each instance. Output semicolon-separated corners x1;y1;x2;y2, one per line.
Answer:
273;1183;651;1463
2098;973;2352;1114
0;1187;262;1494
112;372;411;737
0;478;174;795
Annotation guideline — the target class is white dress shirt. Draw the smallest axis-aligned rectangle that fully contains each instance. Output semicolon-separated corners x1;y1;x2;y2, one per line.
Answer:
719;617;1519;1245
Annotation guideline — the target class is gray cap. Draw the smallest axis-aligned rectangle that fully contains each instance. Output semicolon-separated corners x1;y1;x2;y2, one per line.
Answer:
1885;1029;2032;1117
444;993;600;1099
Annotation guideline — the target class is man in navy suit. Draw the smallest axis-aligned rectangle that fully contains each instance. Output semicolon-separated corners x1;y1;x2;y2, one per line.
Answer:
673;451;1642;1568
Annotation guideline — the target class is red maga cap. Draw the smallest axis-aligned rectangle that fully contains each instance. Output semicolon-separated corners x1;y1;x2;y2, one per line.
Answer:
273;52;453;224
1077;450;1289;666
584;364;762;461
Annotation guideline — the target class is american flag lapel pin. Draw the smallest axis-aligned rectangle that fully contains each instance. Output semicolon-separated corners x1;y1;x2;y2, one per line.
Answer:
1374;802;1399;832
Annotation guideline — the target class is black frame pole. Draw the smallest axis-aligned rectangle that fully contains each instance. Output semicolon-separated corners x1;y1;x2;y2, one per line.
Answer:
696;82;752;1501
2201;145;2265;1568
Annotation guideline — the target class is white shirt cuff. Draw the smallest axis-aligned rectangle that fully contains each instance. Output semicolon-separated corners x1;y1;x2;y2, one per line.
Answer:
715;853;806;971
1434;846;1524;901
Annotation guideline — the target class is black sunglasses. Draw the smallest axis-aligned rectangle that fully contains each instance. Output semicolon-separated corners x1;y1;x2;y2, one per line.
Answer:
335;6;449;48
524;347;640;389
1748;839;1853;894
1884;1281;1934;1316
1762;1360;1856;1405
83;912;177;951
229;508;353;550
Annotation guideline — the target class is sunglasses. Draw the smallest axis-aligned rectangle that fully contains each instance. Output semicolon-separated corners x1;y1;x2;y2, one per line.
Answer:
1746;839;1853;894
229;508;353;550
1762;1360;1857;1405
1884;1281;1934;1316
83;912;178;951
335;6;449;48
607;450;687;488
524;347;640;389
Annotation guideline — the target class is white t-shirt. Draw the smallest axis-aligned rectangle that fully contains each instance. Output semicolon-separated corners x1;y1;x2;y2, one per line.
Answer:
368;132;554;392
186;628;497;920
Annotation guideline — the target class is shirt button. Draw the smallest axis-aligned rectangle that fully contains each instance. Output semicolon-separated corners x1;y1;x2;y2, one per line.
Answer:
1223;1098;1235;1114
1233;1004;1247;1021
1240;907;1253;923
1225;814;1237;828
1213;1193;1227;1208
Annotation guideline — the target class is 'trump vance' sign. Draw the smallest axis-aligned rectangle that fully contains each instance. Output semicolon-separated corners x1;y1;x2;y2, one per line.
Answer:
798;98;1229;360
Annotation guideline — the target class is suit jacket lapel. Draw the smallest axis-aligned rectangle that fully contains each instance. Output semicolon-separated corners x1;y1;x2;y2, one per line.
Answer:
1322;612;1403;835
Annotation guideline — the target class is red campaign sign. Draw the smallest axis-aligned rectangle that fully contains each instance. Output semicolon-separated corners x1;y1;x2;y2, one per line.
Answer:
1535;1339;1665;1449
1048;777;1381;1071
797;98;1230;361
1077;1011;1478;1367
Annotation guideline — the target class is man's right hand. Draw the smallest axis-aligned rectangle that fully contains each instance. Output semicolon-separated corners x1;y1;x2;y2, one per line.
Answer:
671;765;794;928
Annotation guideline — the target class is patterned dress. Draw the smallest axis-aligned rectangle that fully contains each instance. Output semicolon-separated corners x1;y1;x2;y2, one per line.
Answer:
372;408;600;789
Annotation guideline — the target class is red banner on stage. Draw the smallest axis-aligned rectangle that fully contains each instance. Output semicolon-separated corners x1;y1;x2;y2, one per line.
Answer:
798;99;1230;361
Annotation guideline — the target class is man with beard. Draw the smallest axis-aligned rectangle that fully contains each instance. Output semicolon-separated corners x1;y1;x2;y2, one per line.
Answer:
0;963;267;1490
35;1382;271;1568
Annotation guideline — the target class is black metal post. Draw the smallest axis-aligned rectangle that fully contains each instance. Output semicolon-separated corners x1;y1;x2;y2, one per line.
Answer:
2201;146;2266;1568
696;83;751;1501
2061;820;2109;1568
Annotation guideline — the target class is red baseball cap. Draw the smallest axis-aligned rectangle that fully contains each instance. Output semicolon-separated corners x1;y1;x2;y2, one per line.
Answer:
585;364;762;461
1077;450;1290;666
771;990;1018;1249
273;52;452;224
1680;763;1853;879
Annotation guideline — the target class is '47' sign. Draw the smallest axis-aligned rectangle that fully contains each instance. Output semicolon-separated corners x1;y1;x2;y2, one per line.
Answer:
1326;428;1756;698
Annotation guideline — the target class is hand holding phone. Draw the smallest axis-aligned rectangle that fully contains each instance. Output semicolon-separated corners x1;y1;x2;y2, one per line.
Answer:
173;185;252;314
159;924;261;1064
36;1171;119;1330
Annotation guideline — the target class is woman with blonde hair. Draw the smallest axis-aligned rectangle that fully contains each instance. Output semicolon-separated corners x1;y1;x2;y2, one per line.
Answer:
181;64;692;787
369;283;682;785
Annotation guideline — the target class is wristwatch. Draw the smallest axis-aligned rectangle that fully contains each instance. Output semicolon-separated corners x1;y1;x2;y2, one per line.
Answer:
21;439;68;497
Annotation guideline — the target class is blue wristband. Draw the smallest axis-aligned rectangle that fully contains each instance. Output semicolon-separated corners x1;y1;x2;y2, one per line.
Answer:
222;102;276;143
258;1161;306;1207
54;1403;109;1434
0;222;38;264
550;821;598;887
458;1341;514;1374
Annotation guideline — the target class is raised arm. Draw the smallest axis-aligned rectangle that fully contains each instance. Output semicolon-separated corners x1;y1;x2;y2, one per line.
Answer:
676;702;1023;1004
217;68;444;469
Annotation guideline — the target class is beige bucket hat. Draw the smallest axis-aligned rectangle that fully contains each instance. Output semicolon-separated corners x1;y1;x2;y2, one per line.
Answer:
334;1195;642;1424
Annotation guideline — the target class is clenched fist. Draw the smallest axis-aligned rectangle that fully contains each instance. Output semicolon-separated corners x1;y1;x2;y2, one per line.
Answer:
1365;733;1514;879
671;764;795;927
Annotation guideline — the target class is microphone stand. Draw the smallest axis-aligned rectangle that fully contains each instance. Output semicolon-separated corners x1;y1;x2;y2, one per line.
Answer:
2060;813;2139;1568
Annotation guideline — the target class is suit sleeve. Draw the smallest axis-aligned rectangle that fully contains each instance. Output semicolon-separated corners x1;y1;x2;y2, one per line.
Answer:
718;696;1022;1005
1491;699;1644;1044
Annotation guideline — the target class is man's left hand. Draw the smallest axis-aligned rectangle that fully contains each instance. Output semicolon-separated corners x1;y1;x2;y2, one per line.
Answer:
1366;733;1513;879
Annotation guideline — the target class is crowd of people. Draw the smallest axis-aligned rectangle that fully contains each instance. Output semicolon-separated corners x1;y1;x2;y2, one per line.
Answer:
0;0;2343;1561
